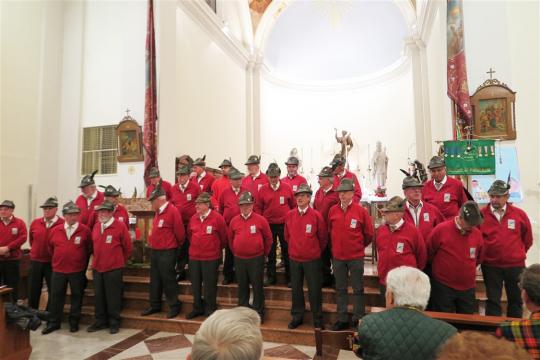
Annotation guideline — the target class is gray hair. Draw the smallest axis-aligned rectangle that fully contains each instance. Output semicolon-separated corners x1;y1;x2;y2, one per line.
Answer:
386;266;430;310
521;264;540;306
191;307;263;360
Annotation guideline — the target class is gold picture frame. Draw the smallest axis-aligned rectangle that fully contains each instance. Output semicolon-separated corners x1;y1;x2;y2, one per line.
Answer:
117;114;144;162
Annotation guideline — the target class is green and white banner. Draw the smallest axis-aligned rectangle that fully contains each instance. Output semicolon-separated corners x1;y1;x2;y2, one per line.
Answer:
443;140;496;175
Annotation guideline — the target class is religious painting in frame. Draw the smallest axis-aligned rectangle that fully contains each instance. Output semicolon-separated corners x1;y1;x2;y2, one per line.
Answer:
117;115;144;162
470;78;516;140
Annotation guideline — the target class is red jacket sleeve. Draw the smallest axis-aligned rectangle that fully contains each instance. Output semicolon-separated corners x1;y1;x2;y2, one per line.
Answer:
85;227;93;256
415;232;427;270
363;210;374;247
353;176;362;203
7;220;27;251
261;217;273;256
284;216;290;244
87;211;97;231
219;193;225;214
522;212;533;251
426;227;441;261
288;187;296;208
217;215;228;249
121;226;132;263
173;209;185;247
316;211;328;252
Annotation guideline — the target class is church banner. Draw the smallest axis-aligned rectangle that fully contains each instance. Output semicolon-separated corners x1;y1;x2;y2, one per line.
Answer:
443;140;496;175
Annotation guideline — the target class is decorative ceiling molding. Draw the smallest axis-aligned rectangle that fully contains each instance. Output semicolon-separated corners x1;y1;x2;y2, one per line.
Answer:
260;55;411;92
177;0;251;67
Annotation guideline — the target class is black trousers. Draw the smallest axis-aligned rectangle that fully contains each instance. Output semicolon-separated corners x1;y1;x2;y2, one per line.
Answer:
223;246;235;282
93;268;123;326
482;265;524;317
0;260;19;302
189;259;219;315
27;260;52;310
235;255;265;316
267;223;289;281
333;258;364;322
431;278;476;314
48;271;85;326
290;258;322;323
321;238;334;285
176;224;189;274
150;248;180;311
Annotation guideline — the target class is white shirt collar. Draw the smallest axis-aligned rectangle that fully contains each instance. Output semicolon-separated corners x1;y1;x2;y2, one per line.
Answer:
389;218;405;232
159;201;169;214
241;211;252;220
252;171;261;180
298;206;309;215
271;181;280;191
490;204;507;213
102;216;114;229
323;185;333;194
232;186;241;194
179;181;188;190
45;216;59;227
406;200;423;209
64;222;79;234
86;191;97;201
199;209;211;221
341;200;352;211
338;170;347;178
198;171;207;181
2;215;14;225
435;176;448;186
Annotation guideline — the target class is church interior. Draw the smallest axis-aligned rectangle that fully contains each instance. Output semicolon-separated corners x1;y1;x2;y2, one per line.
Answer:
1;0;539;359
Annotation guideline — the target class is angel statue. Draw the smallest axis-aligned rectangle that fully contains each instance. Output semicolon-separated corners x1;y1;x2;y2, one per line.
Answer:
334;128;353;161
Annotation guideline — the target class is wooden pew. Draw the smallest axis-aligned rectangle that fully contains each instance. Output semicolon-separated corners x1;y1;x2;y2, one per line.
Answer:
0;287;32;360
314;328;356;359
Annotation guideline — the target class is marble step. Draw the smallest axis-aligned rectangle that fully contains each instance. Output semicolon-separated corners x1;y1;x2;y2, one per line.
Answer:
67;305;317;346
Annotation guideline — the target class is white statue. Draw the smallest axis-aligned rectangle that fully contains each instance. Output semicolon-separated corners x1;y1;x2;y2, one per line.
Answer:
371;141;388;189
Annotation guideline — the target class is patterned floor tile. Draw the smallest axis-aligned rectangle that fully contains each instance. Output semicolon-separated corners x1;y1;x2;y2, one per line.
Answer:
264;344;311;359
144;334;192;354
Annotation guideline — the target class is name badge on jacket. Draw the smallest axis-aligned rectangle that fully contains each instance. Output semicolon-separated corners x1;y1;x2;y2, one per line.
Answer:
106;235;113;244
187;194;192;201
444;193;451;203
350;219;357;229
469;247;476;259
423;213;430;222
279;196;285;205
293;185;298;192
206;225;213;234
74;236;81;245
306;224;312;233
11;228;18;235
507;219;516;230
158;219;164;228
396;242;404;253
250;225;257;234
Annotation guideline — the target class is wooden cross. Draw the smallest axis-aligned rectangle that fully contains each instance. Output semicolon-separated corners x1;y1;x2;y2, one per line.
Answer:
125;108;131;116
486;68;496;79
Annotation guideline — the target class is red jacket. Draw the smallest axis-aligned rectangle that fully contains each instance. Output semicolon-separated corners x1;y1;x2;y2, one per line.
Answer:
188;211;228;261
49;223;92;273
376;221;427;285
228;212;272;259
427;219;484;290
192;172;215;193
327;203;374;261
479;204;533;268
219;186;247;225
76;191;105;226
242;172;268;195
333;171;362;203
146;180;173;200
91;219;132;272
403;201;445;241
284;207;327;262
257;182;296;224
211;175;229;203
29;216;65;262
422;177;468;219
170;181;201;225
0;216;28;261
313;186;339;222
87;204;130;231
281;174;307;193
149;202;185;250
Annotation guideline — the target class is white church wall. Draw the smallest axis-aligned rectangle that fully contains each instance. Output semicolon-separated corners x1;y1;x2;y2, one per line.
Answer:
156;2;248;182
426;1;540;263
260;66;416;197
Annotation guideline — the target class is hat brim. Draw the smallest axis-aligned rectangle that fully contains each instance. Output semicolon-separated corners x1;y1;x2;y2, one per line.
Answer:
63;209;81;214
0;205;15;209
40;204;58;208
336;187;354;192
402;184;424;190
487;190;509;196
427;164;445;170
294;191;313;196
380;208;405;212
238;201;254;205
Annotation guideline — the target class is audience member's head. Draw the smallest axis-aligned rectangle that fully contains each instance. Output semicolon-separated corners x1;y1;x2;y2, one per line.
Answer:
520;263;540;312
188;307;263;360
385;266;430;310
437;331;531;360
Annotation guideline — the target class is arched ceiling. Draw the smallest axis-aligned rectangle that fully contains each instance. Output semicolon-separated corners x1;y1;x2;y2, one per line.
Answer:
261;0;410;82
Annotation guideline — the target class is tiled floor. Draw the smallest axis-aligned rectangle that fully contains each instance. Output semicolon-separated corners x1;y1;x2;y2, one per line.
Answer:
29;325;360;359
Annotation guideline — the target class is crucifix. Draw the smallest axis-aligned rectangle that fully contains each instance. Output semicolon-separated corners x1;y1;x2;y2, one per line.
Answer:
486;68;496;79
125;108;131;117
